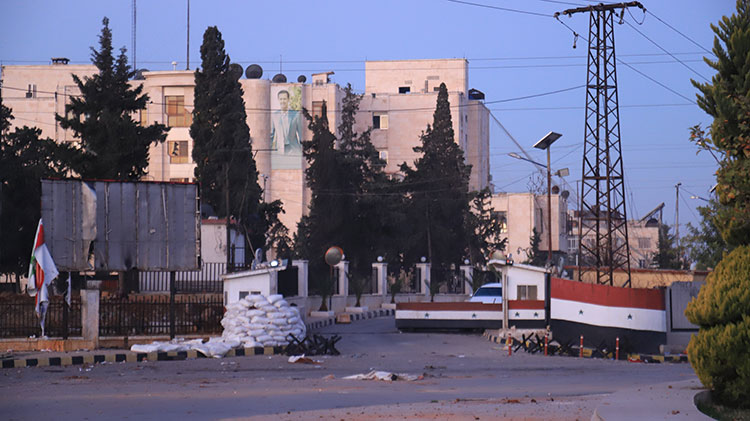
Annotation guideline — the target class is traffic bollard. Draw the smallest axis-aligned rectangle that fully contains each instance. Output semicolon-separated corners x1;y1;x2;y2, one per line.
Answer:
579;335;584;358
616;336;620;360
508;333;512;356
544;333;549;356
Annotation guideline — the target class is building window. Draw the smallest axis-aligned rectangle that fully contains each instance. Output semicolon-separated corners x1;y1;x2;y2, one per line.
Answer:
26;84;37;98
169;177;190;183
168;141;189;164
378;150;389;164
639;259;646;268
538;209;544;233
637;237;651;249
165;95;192;127
139;108;148;126
517;285;538;300
312;101;324;119
398;86;410;94
373;113;388;129
493;211;508;233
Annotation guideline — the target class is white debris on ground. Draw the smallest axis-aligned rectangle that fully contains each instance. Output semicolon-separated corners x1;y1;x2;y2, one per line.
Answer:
343;370;423;382
129;294;306;358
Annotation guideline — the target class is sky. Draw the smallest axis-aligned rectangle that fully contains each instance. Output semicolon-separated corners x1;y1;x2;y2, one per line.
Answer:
0;0;738;232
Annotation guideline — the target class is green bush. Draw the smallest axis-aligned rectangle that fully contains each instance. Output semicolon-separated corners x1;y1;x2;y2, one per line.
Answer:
685;245;750;408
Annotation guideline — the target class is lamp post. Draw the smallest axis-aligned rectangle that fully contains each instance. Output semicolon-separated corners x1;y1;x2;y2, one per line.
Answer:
507;132;563;266
533;132;562;266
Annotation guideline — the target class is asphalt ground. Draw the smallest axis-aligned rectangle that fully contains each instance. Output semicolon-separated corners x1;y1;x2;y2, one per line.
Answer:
1;316;701;420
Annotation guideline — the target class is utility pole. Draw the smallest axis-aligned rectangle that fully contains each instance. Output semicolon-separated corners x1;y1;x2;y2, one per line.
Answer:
186;0;190;70
557;1;644;287
675;182;681;258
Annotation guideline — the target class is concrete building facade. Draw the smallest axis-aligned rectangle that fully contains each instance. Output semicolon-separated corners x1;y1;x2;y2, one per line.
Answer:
490;192;569;264
2;59;490;236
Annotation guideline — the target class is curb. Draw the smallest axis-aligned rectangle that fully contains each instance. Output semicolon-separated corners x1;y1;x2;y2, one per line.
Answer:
305;308;394;332
3;308;396;369
1;345;284;369
482;331;688;362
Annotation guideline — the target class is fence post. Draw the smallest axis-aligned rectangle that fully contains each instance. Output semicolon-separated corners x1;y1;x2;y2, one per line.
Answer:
544;332;548;356
81;280;101;348
170;271;176;339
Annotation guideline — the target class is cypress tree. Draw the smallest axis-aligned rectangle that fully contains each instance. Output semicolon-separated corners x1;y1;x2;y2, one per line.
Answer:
57;17;167;180
191;26;284;254
401;83;472;286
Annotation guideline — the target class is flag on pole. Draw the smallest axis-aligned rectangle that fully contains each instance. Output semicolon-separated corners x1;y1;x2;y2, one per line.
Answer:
27;218;59;315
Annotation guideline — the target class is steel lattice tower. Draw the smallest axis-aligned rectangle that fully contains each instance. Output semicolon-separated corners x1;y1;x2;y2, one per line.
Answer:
559;2;643;287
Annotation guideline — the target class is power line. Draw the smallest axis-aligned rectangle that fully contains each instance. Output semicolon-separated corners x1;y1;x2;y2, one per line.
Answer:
646;10;713;55
624;20;709;81
444;0;551;17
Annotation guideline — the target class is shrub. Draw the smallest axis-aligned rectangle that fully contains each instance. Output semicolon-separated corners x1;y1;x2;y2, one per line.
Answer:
685;245;750;408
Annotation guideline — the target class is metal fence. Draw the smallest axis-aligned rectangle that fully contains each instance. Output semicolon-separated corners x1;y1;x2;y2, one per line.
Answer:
99;294;224;337
139;262;225;293
0;294;82;338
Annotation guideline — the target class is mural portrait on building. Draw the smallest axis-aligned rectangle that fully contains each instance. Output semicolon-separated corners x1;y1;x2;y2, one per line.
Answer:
270;86;303;152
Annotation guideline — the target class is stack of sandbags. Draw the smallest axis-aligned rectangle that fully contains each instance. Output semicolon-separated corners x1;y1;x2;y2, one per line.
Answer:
220;294;306;348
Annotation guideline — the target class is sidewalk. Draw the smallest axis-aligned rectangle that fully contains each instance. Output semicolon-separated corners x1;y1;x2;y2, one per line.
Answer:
592;378;710;420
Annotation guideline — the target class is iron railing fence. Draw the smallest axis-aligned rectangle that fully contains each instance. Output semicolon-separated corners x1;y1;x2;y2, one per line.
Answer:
98;294;223;337
0;294;81;338
139;262;225;293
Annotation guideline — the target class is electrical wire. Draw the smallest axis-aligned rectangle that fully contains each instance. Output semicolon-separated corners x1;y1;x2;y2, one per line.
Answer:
624;20;709;82
444;0;551;17
646;10;713;56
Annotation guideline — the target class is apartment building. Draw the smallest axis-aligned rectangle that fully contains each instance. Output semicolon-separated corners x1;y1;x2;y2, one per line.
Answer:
1;59;490;234
490;192;569;264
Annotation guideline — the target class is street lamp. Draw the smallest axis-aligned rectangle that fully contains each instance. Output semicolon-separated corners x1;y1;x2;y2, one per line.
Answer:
534;131;563;266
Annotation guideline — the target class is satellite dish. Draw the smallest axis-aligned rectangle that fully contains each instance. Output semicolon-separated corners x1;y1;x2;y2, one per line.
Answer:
561;190;570;200
297;75;307;83
229;63;243;80
245;64;263;79
272;73;287;83
134;69;148;80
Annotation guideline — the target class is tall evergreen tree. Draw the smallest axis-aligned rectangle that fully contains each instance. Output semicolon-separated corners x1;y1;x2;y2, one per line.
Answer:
295;102;344;304
57;17;167;180
524;228;546;267
401;83;472;286
464;188;507;268
1;96;73;287
652;224;684;269
691;1;750;247
191;26;285;254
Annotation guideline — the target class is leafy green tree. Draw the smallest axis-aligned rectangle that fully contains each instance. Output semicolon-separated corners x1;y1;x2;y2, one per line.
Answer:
464;188;507;268
400;83;472;287
524;228;546;267
690;1;750;248
1;97;73;287
683;201;733;270
191;26;286;255
57;17;167;180
652;224;684;269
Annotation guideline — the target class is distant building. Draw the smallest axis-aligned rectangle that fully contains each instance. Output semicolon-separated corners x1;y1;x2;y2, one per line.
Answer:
490;192;569;264
1;58;490;235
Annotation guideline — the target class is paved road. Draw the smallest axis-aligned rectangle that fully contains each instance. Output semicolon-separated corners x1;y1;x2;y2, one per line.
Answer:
1;316;698;420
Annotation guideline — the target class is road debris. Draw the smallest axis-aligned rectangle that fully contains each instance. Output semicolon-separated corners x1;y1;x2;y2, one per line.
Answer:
343;370;423;382
288;355;321;364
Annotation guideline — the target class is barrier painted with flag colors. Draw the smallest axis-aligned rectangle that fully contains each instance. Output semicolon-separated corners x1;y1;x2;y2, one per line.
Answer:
549;277;666;354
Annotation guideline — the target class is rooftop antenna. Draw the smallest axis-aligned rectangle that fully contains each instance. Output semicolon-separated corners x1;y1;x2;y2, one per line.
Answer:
186;0;190;70
131;0;136;70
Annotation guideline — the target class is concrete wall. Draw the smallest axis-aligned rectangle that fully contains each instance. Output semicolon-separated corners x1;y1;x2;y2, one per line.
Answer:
569;267;709;289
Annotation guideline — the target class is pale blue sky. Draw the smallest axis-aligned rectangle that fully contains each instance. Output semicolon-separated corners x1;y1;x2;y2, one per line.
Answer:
0;0;738;230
